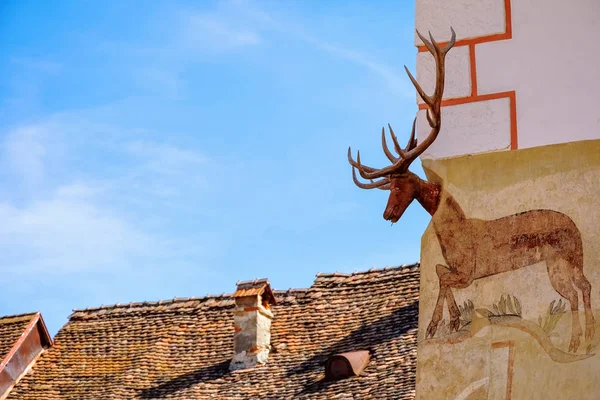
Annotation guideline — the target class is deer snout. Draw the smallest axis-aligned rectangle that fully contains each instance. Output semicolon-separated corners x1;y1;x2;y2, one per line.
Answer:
383;206;400;223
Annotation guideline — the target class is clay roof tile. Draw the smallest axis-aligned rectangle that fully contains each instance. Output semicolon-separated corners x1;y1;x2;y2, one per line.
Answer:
8;263;419;399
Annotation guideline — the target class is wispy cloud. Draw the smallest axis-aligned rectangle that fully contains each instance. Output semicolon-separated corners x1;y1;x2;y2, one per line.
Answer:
100;0;411;99
0;107;213;276
0;185;152;273
55;182;104;199
3;124;48;186
93;2;267;99
126;140;208;176
182;14;261;50
308;40;413;97
132;67;183;99
175;0;276;51
185;0;413;97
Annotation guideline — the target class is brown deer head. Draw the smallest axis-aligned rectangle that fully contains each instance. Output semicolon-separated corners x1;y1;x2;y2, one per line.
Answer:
348;29;455;223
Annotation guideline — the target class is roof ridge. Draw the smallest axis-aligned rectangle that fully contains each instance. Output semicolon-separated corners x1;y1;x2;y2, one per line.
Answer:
272;288;309;294
70;263;420;317
0;312;39;323
70;293;233;314
70;287;314;316
315;262;419;278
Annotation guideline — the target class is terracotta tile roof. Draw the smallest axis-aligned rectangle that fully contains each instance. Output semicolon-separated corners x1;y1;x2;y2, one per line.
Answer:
9;263;420;399
0;313;38;365
0;312;53;399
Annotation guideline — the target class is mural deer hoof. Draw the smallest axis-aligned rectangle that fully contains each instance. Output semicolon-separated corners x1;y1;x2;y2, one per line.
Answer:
569;337;580;353
426;320;439;338
449;317;460;333
585;325;595;341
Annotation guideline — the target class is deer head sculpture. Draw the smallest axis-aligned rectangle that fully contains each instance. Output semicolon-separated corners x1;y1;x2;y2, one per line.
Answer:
348;29;455;223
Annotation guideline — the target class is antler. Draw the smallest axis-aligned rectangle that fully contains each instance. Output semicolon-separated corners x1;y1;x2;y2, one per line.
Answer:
348;28;456;187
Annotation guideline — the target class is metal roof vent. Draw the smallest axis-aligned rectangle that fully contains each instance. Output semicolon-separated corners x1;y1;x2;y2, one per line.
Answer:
325;350;370;380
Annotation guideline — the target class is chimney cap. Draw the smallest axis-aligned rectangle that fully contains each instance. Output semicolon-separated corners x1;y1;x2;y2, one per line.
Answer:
233;278;276;306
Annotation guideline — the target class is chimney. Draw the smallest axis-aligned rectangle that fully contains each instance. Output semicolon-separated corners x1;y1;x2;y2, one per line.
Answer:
230;279;277;371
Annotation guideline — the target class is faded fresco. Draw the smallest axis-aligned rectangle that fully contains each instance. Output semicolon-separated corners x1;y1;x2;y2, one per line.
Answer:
416;140;600;399
424;175;594;354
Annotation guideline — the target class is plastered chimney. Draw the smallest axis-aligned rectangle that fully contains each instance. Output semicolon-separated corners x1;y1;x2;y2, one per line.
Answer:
230;279;276;371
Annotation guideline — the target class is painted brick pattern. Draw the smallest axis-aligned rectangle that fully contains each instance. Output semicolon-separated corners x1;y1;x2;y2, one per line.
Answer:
414;0;516;158
415;0;600;158
417;97;511;160
415;0;507;45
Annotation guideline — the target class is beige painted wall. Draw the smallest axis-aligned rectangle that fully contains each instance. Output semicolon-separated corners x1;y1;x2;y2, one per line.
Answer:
415;139;600;399
414;0;600;158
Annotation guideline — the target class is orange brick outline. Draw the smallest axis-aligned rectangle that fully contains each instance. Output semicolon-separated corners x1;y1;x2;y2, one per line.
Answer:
491;340;515;400
416;0;518;150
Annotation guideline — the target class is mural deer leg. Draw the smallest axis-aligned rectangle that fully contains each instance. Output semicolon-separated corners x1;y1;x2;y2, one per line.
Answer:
428;279;447;338
573;268;595;341
546;245;595;351
427;263;474;338
427;264;464;337
546;255;583;351
444;282;461;332
347;28;594;353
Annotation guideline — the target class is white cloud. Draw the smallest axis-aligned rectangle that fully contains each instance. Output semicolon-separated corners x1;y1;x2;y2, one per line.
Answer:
93;2;269;99
126;139;206;164
196;1;413;97
184;14;261;49
125;139;208;177
0;109;213;276
0;185;153;273
55;182;105;199
3;124;48;186
94;0;408;100
311;40;414;98
176;0;268;52
133;67;183;99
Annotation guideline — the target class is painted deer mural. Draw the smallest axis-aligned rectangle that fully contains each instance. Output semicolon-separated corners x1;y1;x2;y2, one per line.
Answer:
348;29;594;353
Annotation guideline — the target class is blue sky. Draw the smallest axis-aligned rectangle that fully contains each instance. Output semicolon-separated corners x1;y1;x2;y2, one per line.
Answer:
0;0;429;336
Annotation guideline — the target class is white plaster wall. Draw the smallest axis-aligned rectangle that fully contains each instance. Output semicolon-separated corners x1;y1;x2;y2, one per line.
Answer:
416;45;471;104
415;0;506;44
414;0;600;159
417;98;511;159
476;0;600;149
